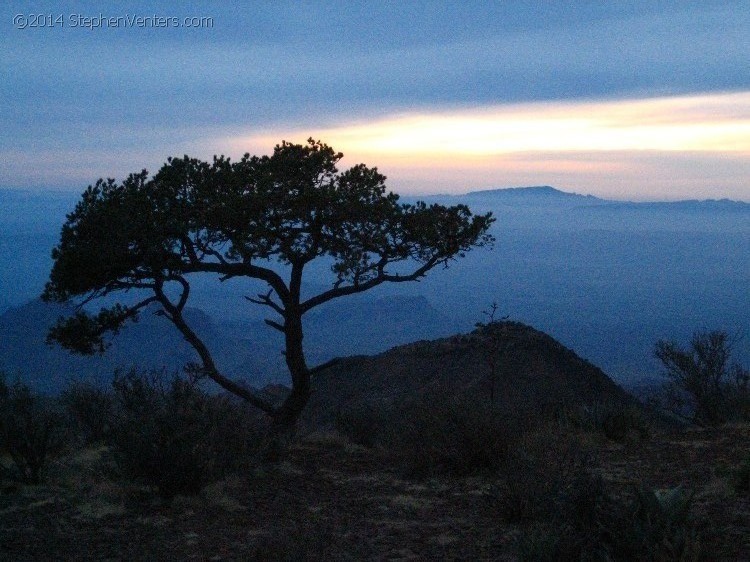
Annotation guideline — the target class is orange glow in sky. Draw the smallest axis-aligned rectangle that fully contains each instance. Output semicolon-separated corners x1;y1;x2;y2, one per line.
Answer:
226;92;750;200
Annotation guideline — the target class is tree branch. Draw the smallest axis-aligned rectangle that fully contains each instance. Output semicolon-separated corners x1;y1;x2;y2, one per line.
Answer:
301;255;439;313
181;261;290;303
180;235;199;263
246;289;285;316
264;318;285;332
154;284;278;416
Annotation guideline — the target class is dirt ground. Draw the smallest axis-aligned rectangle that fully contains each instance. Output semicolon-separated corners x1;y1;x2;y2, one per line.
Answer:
1;424;748;561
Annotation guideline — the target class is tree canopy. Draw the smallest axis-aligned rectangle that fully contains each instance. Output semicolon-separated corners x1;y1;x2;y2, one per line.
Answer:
44;139;494;429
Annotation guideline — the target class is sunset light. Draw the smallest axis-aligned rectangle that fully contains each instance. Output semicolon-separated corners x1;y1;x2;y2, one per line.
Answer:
233;92;750;198
4;2;749;201
243;92;750;157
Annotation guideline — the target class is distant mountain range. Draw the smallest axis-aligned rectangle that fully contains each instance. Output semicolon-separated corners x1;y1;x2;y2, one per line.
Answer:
582;198;750;211
1;186;748;392
0;294;460;393
0;299;233;393
464;185;749;209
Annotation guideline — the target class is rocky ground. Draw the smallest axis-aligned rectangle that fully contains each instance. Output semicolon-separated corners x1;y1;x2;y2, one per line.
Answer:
1;423;749;561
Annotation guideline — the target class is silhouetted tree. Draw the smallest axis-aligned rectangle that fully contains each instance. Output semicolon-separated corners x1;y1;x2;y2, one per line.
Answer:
43;139;494;432
654;330;749;425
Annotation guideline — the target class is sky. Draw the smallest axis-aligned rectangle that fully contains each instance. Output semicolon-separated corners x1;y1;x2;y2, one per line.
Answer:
2;1;749;200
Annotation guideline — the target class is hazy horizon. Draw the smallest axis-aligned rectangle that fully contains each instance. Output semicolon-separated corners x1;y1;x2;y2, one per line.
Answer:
2;183;749;204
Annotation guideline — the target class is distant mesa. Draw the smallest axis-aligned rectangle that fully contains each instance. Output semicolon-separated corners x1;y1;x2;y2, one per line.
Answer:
464;185;604;204
463;186;749;211
468;185;565;196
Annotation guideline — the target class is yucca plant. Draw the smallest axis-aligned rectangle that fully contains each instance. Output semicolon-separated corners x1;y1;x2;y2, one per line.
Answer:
605;486;701;561
519;481;701;561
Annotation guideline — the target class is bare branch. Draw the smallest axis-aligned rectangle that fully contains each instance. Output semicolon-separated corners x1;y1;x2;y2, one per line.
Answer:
246;289;285;316
165;275;190;311
181;261;290;303
203;247;229;266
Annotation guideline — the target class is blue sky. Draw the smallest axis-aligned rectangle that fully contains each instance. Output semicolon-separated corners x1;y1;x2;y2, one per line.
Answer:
2;1;749;200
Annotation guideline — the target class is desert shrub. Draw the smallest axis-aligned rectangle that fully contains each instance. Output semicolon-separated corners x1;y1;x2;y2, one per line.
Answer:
601;486;701;561
383;396;518;478
655;330;750;425
600;407;650;442
519;478;702;561
60;382;114;444
200;393;265;475
108;369;262;500
725;362;750;421
0;375;67;484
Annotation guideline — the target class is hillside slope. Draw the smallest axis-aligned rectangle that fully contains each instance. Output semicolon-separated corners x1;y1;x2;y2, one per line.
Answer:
303;321;632;426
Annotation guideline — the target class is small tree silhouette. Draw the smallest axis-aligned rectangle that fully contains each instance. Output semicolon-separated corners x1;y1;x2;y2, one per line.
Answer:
655;330;749;425
475;302;510;404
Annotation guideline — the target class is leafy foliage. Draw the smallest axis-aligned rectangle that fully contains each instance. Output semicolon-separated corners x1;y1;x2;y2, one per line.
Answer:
43;139;494;429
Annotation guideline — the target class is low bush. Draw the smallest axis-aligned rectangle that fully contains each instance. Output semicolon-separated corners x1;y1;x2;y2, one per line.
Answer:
334;404;383;448
108;369;263;500
248;516;335;561
0;375;67;484
731;454;750;495
60;382;114;445
495;427;590;523
655;330;750;426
